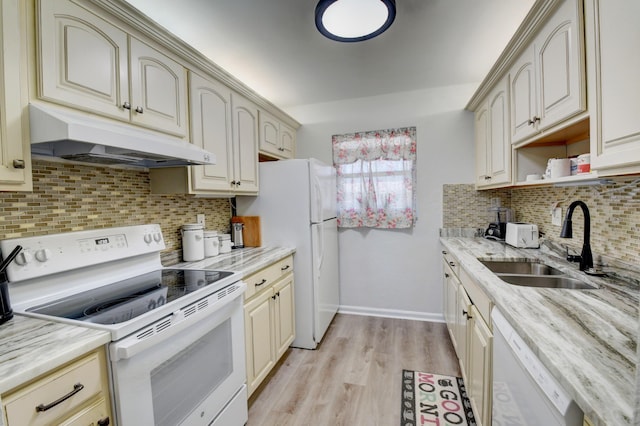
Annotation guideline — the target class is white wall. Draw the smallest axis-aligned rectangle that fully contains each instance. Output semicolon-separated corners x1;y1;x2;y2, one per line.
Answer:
285;84;477;321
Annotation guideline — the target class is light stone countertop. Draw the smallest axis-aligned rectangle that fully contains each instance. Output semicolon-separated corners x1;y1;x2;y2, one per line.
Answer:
171;246;296;277
440;236;638;426
0;315;110;395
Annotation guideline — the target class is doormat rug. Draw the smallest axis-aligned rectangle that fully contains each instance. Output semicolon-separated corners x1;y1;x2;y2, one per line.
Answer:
401;369;477;426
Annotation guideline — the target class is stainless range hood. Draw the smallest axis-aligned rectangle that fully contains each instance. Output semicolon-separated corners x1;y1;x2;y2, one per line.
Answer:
29;103;215;168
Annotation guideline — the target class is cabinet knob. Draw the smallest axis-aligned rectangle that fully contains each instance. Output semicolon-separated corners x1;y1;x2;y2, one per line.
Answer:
255;278;267;287
236;181;241;186
527;116;540;125
12;159;25;169
281;264;290;271
484;176;492;180
442;250;448;255
462;310;472;319
122;102;131;110
98;418;111;426
231;180;237;186
135;106;144;114
449;261;455;267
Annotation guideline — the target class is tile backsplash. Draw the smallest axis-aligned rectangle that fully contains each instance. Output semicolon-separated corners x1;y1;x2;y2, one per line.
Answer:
443;177;640;266
0;160;232;263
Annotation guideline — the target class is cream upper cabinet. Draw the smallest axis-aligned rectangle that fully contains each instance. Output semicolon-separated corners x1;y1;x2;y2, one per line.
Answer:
188;71;234;192
149;88;259;196
0;0;32;191
475;78;511;188
510;0;586;145
128;38;188;136
585;0;640;175
37;0;188;137
258;109;296;160
232;93;259;193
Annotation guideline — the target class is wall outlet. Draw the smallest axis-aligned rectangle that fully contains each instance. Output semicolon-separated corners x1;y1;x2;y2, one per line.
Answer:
196;214;205;227
552;207;563;226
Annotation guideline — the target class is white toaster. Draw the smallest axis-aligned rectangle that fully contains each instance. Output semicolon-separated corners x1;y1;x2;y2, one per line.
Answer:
505;223;539;248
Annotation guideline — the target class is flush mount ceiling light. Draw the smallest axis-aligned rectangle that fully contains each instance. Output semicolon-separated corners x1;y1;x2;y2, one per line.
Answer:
315;0;396;42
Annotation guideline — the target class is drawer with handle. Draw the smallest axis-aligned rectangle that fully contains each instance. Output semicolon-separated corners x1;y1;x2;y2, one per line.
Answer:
3;350;107;426
244;255;294;300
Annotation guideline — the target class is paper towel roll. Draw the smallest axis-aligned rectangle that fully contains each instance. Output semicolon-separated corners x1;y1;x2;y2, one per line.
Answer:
550;158;571;178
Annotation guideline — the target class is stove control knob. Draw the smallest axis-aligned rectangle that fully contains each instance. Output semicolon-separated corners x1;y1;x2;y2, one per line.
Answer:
35;249;52;262
14;251;33;265
144;234;153;244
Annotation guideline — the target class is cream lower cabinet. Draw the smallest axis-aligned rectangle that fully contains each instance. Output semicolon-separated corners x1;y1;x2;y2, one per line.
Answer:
244;256;295;397
442;250;493;426
2;347;112;426
585;0;640;175
38;0;188;137
0;0;32;191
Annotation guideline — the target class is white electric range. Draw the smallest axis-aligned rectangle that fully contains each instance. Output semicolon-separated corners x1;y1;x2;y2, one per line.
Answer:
0;224;248;426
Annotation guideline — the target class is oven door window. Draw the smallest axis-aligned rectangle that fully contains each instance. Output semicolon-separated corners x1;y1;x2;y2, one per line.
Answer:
151;319;232;426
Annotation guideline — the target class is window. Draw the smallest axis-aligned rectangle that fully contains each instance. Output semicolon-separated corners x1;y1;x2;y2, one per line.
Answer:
332;127;417;228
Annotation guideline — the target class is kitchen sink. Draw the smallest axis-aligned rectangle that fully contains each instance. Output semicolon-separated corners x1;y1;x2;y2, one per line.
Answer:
496;275;599;290
480;260;563;275
479;259;600;290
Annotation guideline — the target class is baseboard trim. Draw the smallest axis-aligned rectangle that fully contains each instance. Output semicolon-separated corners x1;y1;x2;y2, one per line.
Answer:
338;305;444;323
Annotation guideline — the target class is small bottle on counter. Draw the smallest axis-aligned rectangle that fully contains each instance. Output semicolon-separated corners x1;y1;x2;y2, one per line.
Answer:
219;234;232;254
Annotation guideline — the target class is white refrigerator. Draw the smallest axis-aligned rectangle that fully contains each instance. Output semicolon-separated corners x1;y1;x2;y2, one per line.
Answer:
236;158;339;349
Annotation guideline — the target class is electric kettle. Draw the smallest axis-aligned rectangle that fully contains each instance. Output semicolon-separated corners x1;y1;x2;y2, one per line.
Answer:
232;222;244;249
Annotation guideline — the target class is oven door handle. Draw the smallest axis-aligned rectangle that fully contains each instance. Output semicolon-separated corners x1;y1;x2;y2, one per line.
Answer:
110;282;246;361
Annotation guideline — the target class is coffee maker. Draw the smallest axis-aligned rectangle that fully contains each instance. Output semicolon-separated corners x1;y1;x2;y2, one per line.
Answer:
484;199;513;241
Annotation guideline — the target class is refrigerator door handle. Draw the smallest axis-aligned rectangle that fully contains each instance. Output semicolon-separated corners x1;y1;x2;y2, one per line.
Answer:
317;223;325;271
312;178;323;224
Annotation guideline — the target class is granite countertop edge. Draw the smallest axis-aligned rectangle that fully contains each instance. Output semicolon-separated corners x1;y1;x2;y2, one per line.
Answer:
440;236;638;426
0;316;110;394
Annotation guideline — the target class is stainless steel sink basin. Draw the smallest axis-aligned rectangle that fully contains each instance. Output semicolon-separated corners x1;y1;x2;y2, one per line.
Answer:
496;275;599;290
480;260;563;275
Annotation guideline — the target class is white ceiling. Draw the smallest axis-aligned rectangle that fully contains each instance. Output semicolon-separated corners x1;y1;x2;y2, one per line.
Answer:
124;0;535;112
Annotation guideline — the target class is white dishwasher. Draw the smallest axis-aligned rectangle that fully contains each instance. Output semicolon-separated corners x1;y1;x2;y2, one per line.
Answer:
491;309;584;426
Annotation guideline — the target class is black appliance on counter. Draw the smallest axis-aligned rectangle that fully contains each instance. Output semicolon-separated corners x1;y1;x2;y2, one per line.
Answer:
483;207;513;241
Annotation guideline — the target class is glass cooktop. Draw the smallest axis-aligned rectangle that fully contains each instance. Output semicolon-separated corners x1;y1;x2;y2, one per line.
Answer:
27;269;234;325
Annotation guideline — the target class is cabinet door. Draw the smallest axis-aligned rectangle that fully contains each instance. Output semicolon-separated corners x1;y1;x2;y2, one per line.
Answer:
274;275;295;359
279;123;296;159
469;306;493;426
488;84;511;185
189;72;233;192
535;0;585;131
129;38;188;137
587;0;640;173
455;284;471;381
474;103;490;186
510;51;538;144
0;0;32;190
58;398;110;426
258;110;281;157
244;290;275;396
232;93;259;193
442;258;459;349
38;0;130;121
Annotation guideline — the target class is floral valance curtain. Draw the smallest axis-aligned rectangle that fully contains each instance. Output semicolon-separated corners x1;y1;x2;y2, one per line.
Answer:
332;127;417;229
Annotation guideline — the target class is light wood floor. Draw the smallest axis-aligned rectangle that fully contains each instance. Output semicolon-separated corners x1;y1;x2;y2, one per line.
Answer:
247;313;460;426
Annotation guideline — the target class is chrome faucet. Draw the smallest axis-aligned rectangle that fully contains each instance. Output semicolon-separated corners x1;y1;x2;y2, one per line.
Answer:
560;200;593;271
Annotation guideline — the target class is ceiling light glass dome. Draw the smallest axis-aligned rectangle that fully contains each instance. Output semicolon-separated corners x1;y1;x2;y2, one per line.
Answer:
315;0;396;42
